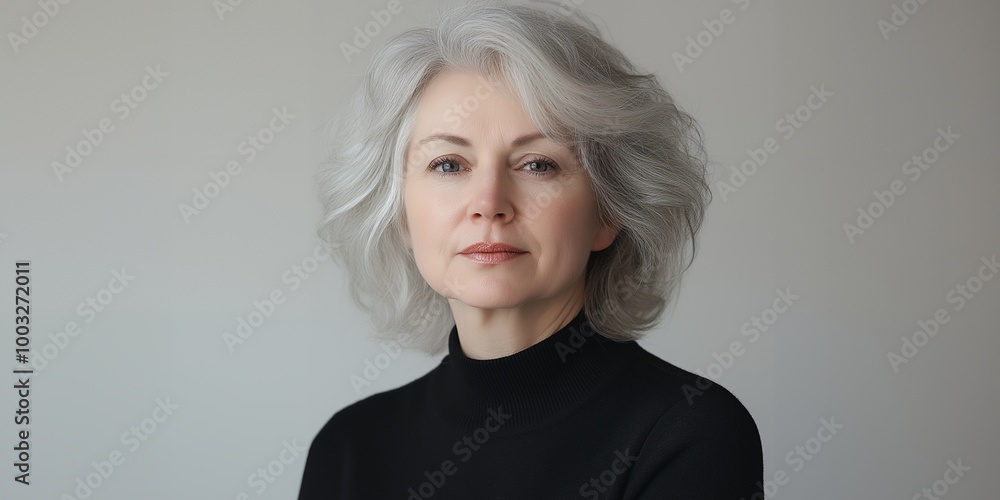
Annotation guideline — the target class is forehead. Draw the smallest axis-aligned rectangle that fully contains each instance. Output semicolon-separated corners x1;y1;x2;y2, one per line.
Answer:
418;69;510;106
409;70;538;138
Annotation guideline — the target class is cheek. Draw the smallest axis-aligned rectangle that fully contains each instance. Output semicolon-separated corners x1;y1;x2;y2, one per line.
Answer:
406;224;441;283
403;194;448;258
403;186;428;229
535;193;599;259
545;191;599;234
407;197;445;234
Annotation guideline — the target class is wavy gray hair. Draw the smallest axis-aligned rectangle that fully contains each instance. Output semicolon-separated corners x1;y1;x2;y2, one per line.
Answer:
315;0;711;356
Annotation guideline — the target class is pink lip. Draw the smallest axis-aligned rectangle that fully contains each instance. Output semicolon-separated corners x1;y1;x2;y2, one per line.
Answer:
459;242;527;254
461;251;527;265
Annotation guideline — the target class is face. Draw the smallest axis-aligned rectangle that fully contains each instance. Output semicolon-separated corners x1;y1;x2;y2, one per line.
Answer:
402;69;618;311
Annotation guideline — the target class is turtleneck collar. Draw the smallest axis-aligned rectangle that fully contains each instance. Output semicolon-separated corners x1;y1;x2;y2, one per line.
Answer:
424;308;641;434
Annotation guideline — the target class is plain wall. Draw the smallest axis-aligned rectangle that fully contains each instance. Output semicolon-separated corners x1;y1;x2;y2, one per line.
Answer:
0;0;997;498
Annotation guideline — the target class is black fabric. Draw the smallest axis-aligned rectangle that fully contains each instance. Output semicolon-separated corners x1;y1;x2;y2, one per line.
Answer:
298;308;763;499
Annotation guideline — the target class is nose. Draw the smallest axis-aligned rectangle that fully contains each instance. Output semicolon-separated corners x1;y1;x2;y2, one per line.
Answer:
467;159;514;224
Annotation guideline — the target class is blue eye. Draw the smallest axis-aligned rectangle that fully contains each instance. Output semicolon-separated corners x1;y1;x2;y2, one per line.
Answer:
427;156;559;177
428;156;463;174
522;158;558;176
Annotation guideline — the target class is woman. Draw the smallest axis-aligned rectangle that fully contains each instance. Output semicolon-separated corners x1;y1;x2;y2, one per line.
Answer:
299;1;763;498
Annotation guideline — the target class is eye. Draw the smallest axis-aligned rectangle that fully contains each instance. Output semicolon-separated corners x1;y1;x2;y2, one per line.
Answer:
428;155;463;174
427;155;560;177
521;157;559;177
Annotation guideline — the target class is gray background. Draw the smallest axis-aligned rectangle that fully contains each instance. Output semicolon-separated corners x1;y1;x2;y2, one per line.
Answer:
1;0;997;498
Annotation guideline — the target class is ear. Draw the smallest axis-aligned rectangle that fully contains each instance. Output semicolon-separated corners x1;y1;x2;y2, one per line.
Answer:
591;222;620;252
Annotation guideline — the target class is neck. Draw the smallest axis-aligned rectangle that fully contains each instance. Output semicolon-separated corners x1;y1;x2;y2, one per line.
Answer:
425;307;641;433
447;278;587;359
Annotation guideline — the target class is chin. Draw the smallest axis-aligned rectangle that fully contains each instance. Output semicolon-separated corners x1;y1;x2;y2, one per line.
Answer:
447;293;525;310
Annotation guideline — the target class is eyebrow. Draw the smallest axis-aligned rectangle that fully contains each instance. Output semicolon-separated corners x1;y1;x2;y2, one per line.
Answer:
414;131;547;149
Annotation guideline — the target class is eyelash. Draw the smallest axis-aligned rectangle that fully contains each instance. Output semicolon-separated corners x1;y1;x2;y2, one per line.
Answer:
427;155;559;177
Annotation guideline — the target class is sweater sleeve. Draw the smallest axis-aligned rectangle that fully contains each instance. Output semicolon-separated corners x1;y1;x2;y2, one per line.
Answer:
622;381;764;499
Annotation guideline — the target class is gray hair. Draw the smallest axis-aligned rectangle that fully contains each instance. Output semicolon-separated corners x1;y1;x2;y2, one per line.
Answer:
315;0;711;356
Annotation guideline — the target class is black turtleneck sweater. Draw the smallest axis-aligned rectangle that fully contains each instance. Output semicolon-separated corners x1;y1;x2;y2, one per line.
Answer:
298;309;763;499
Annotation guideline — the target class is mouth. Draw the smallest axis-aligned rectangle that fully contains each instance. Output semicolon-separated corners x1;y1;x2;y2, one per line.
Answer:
459;242;528;254
460;251;527;265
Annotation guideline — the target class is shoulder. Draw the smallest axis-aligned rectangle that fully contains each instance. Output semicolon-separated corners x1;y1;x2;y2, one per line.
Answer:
299;366;437;496
307;365;437;452
618;346;763;497
630;346;761;447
